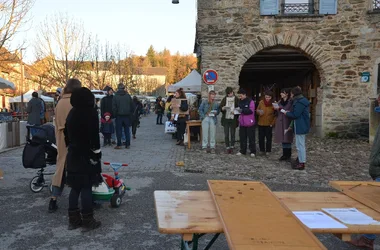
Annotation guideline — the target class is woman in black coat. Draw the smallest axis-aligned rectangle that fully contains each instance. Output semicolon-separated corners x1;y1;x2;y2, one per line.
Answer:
65;87;102;231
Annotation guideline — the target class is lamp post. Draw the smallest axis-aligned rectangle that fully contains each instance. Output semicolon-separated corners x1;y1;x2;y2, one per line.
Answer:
19;48;25;120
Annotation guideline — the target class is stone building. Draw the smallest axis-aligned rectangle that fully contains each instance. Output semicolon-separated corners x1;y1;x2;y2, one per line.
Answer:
195;0;380;137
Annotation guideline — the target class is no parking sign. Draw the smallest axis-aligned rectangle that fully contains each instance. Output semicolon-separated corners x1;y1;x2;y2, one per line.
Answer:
203;69;218;85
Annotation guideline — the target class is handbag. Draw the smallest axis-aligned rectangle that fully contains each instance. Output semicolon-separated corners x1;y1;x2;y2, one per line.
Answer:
165;121;177;134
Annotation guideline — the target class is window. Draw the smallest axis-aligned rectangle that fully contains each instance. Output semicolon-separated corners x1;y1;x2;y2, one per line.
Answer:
260;0;337;15
374;0;380;10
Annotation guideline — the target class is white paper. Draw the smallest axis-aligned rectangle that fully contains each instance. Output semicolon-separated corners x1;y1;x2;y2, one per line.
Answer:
272;103;279;109
322;208;380;225
293;211;347;229
233;108;241;115
226;97;235;119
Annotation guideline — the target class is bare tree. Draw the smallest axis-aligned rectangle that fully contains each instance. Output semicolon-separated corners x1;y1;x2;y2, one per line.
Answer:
34;12;90;86
0;0;34;56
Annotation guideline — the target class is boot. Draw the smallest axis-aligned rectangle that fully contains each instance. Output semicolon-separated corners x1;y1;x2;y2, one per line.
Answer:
48;198;58;213
81;210;101;232
348;236;374;250
279;148;292;161
68;208;82;230
292;162;305;170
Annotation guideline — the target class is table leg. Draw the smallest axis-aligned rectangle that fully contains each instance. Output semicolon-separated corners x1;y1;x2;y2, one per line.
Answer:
204;233;220;250
333;233;351;242
187;125;191;149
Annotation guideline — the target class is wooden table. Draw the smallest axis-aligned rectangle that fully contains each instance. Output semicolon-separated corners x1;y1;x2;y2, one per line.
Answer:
154;190;380;250
186;120;202;149
207;180;325;250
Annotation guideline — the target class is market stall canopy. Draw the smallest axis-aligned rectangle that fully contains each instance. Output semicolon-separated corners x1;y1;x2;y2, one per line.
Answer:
0;77;15;90
9;90;54;103
168;70;201;93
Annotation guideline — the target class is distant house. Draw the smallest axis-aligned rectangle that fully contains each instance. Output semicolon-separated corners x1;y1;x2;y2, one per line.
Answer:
132;67;167;96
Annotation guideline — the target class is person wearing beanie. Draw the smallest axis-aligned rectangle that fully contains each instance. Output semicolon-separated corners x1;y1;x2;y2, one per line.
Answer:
236;88;256;157
100;112;115;146
220;87;239;154
65;87;102;231
100;85;115;144
112;83;135;149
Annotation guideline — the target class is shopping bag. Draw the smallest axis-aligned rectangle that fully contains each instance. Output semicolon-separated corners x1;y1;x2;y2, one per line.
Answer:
183;132;188;144
165;121;176;134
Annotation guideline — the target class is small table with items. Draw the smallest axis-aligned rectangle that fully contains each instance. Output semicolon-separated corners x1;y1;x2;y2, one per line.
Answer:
186;120;202;149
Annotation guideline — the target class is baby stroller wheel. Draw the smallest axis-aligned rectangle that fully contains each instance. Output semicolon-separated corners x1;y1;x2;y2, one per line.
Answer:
30;176;44;193
111;195;122;208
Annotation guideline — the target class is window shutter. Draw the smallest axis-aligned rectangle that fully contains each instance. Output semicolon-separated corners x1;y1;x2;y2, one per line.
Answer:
260;0;279;15
319;0;337;14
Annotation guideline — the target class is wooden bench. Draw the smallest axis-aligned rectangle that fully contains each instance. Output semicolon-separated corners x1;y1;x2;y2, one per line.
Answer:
154;190;380;250
186;120;202;149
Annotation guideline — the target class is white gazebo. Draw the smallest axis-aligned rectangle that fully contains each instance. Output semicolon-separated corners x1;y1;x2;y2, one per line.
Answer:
168;70;201;93
9;90;55;103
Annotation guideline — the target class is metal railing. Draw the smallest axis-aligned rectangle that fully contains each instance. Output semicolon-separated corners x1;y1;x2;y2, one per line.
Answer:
281;2;315;14
374;0;380;10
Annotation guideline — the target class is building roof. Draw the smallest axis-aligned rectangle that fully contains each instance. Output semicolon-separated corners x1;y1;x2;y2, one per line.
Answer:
133;67;167;76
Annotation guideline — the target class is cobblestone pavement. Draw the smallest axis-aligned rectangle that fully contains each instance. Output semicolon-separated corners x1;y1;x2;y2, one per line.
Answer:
181;133;371;188
0;114;376;249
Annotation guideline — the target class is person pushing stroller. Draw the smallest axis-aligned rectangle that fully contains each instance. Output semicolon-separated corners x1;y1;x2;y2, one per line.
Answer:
100;112;114;147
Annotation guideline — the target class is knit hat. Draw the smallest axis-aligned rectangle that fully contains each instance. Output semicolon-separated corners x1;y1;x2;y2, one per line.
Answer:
104;112;111;118
117;83;125;90
237;88;247;95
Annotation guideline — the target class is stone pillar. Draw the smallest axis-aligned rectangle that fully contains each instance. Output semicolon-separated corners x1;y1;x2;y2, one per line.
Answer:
369;98;380;145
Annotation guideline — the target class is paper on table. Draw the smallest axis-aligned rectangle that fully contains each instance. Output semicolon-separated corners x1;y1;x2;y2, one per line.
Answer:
322;208;380;225
293;211;348;229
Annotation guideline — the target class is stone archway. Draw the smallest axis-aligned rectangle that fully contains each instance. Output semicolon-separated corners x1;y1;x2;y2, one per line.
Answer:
236;32;334;87
236;32;332;136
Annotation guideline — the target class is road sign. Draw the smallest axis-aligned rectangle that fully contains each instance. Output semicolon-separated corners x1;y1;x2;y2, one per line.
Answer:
203;69;218;85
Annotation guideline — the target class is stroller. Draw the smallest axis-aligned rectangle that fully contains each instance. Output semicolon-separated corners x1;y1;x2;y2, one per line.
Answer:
22;124;57;193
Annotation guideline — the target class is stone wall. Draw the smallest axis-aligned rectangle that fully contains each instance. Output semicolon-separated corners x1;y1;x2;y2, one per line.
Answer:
196;0;380;137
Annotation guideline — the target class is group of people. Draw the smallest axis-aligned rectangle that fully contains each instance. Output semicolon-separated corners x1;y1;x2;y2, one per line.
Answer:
190;86;310;170
100;84;143;149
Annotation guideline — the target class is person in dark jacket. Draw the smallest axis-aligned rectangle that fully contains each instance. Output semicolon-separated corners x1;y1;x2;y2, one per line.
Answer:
65;87;102;231
155;96;165;125
100;112;115;146
283;86;310;170
131;96;142;139
27;92;42;136
100;86;115;143
236;88;256;157
112;83;134;149
171;88;189;146
273;88;294;161
220;87;239;154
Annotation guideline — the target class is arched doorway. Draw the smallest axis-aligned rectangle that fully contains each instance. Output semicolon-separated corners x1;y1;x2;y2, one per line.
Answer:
239;45;321;132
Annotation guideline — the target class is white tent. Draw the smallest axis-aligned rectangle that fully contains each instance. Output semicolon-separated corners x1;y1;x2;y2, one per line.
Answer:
0;77;15;90
9;90;54;103
168;70;202;93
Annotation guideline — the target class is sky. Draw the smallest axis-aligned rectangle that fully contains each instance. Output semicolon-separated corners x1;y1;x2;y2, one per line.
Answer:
12;0;197;63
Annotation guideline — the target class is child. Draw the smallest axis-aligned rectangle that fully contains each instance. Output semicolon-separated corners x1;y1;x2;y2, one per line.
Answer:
100;112;115;146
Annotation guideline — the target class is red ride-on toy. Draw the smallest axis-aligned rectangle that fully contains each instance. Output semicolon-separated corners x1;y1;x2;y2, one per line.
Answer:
92;162;131;208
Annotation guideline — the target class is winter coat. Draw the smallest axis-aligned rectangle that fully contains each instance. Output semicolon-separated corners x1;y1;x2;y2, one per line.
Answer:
198;100;220;125
370;125;380;179
100;95;114;118
52;93;72;188
65;88;102;189
238;98;256;127
112;89;134;117
26;97;42;125
155;101;165;114
257;100;276;126
133;100;143;119
100;119;115;134
220;96;239;128
274;99;294;144
285;95;310;135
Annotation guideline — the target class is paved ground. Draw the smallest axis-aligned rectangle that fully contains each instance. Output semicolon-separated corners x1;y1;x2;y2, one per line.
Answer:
0;114;377;250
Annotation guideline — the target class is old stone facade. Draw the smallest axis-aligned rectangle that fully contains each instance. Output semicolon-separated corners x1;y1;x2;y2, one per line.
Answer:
195;0;380;137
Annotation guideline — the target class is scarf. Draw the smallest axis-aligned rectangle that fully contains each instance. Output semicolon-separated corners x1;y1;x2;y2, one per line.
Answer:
264;99;272;107
280;98;289;107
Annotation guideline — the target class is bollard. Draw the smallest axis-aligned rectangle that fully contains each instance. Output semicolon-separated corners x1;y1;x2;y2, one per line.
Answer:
369;98;380;145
